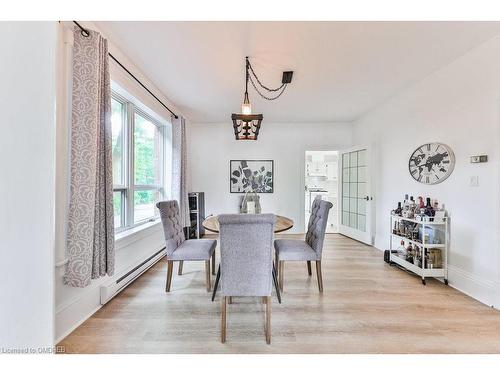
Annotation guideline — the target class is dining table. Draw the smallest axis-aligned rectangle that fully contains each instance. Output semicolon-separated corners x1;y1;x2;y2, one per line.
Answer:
202;214;294;234
202;214;294;304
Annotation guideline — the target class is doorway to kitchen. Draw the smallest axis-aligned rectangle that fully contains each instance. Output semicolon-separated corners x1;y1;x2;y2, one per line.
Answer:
304;150;339;233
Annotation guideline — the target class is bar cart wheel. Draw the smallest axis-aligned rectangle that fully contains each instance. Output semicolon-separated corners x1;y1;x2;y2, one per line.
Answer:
421;278;426;285
444;279;448;285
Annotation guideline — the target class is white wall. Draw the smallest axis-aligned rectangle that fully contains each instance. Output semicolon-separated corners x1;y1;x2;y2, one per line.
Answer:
0;22;57;349
188;122;352;233
54;22;186;342
352;35;500;308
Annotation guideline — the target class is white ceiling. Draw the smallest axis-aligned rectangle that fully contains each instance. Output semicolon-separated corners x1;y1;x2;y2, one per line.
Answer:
96;22;500;123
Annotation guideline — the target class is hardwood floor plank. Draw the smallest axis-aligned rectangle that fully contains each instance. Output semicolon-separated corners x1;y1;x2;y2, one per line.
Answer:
58;234;500;353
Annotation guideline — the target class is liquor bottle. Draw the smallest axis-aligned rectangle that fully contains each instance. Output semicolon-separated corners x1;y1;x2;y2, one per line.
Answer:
406;242;413;263
424;197;435;218
403;194;409;210
433;199;439;211
409;196;416;218
393;221;398;235
412;226;419;240
395;202;402;216
418;196;425;209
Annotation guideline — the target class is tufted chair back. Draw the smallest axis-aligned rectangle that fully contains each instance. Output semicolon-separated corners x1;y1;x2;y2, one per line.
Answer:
305;197;333;258
156;200;185;256
219;214;276;297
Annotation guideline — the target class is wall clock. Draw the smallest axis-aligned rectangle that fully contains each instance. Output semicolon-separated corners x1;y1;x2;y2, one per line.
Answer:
408;143;455;184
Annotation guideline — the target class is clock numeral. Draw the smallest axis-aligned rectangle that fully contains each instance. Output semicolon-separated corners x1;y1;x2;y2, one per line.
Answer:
426;176;430;184
435;174;439;180
426;144;431;151
411;169;418;175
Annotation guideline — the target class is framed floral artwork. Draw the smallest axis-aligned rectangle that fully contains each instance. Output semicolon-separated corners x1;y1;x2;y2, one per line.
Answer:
229;160;274;193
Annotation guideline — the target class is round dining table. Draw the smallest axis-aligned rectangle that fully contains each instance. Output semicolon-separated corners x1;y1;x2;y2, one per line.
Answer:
202;214;294;233
203;214;293;305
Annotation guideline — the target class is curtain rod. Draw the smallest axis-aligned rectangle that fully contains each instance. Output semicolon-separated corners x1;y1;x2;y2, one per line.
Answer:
72;21;179;119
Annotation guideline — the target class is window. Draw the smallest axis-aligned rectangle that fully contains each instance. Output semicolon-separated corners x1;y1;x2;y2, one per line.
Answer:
111;91;167;231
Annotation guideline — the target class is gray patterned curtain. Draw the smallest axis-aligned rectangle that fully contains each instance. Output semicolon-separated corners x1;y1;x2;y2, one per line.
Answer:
172;116;190;227
64;26;115;287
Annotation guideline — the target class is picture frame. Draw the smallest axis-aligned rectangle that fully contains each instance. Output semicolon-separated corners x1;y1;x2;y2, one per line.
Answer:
229;160;274;193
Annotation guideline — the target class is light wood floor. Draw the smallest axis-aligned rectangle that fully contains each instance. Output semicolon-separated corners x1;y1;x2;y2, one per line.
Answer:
59;234;500;353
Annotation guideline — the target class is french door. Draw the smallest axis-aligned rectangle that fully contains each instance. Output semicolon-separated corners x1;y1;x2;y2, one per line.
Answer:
339;147;373;245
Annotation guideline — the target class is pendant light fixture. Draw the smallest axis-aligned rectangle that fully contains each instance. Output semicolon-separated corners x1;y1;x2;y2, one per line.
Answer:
231;57;293;140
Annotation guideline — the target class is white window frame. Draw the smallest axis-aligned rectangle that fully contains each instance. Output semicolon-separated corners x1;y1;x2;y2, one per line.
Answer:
112;91;165;232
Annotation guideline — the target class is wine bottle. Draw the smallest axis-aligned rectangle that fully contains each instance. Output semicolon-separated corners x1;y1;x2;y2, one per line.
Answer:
395;202;402;216
418;196;425;209
424;197;435;218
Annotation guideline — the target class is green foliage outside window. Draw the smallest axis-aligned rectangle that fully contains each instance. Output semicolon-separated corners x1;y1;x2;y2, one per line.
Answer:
134;114;158;204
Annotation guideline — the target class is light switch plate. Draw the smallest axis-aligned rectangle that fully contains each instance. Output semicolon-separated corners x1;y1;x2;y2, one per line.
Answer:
470;176;479;187
471;155;488;163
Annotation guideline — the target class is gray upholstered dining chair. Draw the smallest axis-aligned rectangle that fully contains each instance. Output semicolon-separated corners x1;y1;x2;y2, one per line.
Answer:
218;214;276;344
156;200;217;293
274;197;332;293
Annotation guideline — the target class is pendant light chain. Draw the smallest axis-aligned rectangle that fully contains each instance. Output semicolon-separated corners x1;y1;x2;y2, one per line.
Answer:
248;61;286;92
249;74;288;100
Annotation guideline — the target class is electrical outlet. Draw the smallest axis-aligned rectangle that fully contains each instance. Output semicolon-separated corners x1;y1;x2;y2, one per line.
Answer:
470;176;479;187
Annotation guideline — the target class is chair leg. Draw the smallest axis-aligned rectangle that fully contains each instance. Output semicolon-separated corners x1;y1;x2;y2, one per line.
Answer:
221;296;227;343
165;260;173;292
307;261;312;276
212;265;221;301
205;260;211;292
275;254;279;279
316;260;323;293
211;251;216;276
265;296;271;344
228;296;233;304
279;261;284;292
178;260;183;275
272;264;282;304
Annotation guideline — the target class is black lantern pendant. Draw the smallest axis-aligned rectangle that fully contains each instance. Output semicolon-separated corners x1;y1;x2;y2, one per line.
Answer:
231;57;293;141
231;113;263;141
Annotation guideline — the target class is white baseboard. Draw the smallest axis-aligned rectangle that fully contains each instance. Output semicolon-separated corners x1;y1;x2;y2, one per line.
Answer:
56;305;102;344
55;285;103;343
447;265;496;309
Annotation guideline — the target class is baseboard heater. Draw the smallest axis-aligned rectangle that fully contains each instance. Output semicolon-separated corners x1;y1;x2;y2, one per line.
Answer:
100;247;166;304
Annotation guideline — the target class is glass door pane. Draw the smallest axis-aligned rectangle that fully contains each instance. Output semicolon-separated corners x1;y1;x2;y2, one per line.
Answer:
341;149;367;232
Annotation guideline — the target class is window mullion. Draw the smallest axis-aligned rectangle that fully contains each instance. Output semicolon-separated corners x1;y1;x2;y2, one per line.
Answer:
120;97;127;230
126;101;135;228
159;123;165;201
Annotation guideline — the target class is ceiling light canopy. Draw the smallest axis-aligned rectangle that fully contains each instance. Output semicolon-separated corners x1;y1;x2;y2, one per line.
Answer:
231;57;293;140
